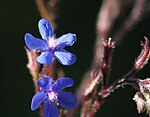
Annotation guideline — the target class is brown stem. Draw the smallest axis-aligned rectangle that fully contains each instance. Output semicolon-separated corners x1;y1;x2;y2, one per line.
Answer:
66;1;121;117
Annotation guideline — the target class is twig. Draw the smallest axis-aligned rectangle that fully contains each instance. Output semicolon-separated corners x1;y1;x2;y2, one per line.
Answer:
81;99;92;117
66;1;121;117
88;96;104;117
81;71;102;117
93;0;120;69
135;37;150;70
101;38;115;89
88;38;150;116
88;72;137;117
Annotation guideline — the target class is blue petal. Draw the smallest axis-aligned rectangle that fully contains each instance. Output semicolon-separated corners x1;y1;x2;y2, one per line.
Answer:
58;92;77;109
56;33;76;48
36;51;54;64
54;49;76;66
38;77;52;91
31;92;46;111
25;33;48;51
38;19;54;40
43;101;59;117
52;77;74;91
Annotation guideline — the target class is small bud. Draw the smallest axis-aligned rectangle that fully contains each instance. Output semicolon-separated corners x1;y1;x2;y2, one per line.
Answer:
135;37;150;70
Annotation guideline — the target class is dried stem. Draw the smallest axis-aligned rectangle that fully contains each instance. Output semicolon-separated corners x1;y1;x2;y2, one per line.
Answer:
88;97;104;117
101;38;115;89
89;69;135;117
84;71;102;98
81;99;92;117
88;70;137;117
107;38;150;94
135;37;150;70
88;38;150;116
87;76;138;117
81;71;102;117
93;0;120;69
66;1;121;117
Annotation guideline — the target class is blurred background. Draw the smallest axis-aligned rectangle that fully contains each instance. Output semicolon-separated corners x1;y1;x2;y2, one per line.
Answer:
1;0;150;117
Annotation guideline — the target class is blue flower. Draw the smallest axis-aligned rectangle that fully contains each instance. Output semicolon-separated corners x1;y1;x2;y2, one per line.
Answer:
31;77;77;117
25;19;77;66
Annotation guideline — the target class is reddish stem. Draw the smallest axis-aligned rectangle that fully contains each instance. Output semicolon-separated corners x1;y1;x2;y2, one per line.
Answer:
88;97;104;117
101;38;115;89
39;60;56;79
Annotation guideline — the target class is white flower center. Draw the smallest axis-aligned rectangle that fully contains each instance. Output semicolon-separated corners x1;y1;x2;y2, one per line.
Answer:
47;36;57;50
47;91;58;102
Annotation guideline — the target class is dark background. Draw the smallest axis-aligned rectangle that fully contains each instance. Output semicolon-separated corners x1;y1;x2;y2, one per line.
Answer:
1;0;150;117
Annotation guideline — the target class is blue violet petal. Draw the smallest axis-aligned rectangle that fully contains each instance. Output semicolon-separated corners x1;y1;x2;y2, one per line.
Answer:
25;33;48;51
54;49;76;66
38;19;54;40
52;77;74;91
36;51;54;65
58;92;77;109
31;92;46;111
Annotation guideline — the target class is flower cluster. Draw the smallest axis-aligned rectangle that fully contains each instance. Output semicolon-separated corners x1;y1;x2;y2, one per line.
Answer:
133;78;150;116
24;19;77;117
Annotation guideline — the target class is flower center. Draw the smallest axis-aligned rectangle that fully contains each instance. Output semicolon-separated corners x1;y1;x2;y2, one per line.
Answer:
47;91;58;102
47;36;57;51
